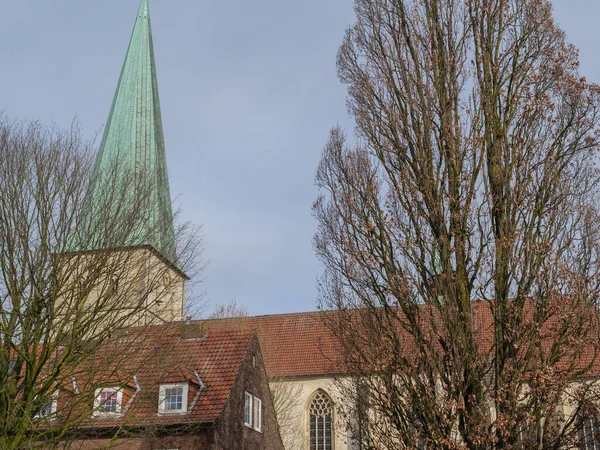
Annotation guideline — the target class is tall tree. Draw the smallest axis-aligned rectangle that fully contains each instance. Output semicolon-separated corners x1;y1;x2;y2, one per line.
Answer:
314;0;600;448
0;117;203;449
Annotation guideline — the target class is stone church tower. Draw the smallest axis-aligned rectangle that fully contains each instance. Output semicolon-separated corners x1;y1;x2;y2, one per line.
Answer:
65;0;186;325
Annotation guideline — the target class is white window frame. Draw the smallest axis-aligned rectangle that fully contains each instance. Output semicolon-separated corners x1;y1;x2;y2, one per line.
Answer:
93;387;123;417
35;391;58;420
253;396;262;432
244;391;253;428
158;383;189;415
244;391;262;432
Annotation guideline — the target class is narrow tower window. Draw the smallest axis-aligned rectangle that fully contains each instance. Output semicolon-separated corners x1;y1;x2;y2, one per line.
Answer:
309;390;333;450
110;275;119;296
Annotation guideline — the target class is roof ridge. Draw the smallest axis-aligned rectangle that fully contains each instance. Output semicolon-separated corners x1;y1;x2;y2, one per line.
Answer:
196;309;324;323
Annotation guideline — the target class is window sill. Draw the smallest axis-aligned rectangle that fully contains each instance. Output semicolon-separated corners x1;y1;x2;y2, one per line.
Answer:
244;423;262;433
34;415;57;421
92;412;123;419
157;410;188;416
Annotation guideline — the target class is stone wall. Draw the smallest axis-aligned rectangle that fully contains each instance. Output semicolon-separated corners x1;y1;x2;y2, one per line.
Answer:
270;376;353;450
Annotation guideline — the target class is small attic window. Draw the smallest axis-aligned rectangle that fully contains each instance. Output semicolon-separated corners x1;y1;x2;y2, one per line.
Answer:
158;383;189;415
35;391;58;420
93;387;123;417
252;354;256;368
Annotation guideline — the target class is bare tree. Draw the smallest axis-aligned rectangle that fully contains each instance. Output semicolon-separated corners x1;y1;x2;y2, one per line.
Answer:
208;300;249;319
269;378;304;450
314;0;600;448
0;117;203;449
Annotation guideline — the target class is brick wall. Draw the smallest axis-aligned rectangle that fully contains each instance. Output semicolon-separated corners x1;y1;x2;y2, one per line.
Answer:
61;429;214;449
216;335;284;450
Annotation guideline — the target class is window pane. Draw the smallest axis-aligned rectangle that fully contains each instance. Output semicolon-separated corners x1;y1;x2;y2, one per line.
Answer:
244;392;252;425
164;387;183;410
309;392;333;450
579;417;600;450
100;390;119;412
39;402;53;417
318;417;324;449
253;397;261;431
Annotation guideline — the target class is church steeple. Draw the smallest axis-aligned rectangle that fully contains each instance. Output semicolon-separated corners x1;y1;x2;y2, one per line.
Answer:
76;0;177;266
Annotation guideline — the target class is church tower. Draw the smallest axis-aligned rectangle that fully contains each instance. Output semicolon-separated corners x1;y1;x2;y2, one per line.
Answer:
66;0;186;325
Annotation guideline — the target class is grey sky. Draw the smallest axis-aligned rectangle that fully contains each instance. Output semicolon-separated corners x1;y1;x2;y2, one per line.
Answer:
0;0;597;316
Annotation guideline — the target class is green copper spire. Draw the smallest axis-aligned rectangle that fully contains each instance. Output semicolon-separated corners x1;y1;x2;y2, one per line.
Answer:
72;0;177;265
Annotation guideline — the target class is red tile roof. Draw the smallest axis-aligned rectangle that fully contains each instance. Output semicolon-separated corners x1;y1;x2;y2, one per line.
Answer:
71;329;254;428
62;300;600;430
187;302;600;379
197;311;345;378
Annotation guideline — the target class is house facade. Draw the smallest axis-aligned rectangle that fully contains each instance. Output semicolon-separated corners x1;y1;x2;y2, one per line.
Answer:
43;328;283;450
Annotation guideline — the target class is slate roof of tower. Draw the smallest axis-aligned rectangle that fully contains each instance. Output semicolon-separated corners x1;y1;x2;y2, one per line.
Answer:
70;0;177;265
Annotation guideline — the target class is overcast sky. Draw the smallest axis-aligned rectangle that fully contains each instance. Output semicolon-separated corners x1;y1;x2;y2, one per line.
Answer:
0;0;598;316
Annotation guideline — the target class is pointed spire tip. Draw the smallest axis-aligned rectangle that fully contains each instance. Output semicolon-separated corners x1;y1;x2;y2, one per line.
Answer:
138;0;149;17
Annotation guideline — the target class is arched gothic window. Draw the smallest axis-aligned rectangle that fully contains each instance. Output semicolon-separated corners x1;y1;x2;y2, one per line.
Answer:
579;416;600;450
309;390;333;450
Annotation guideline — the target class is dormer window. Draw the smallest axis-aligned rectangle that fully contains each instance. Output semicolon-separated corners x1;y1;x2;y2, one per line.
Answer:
93;387;123;417
158;383;188;414
35;391;58;419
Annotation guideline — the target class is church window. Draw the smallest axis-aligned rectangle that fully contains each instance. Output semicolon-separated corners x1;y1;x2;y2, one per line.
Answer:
579;416;600;450
309;390;333;450
409;422;426;450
